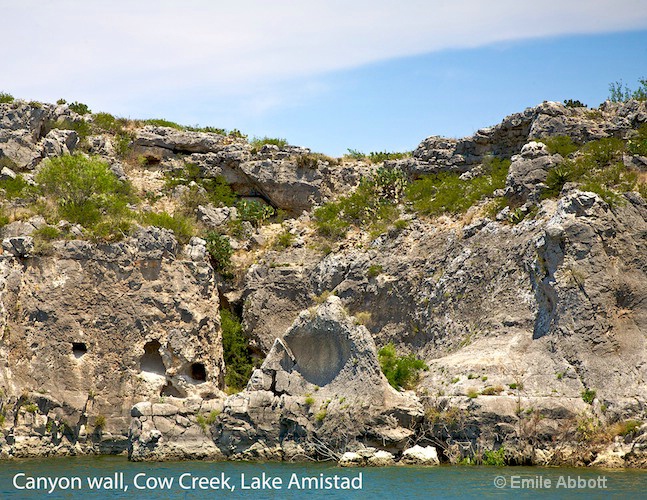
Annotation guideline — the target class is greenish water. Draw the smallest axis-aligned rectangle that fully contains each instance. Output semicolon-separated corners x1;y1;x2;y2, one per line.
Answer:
0;457;645;498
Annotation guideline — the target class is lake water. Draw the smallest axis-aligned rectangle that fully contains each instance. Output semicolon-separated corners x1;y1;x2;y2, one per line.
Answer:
1;457;645;499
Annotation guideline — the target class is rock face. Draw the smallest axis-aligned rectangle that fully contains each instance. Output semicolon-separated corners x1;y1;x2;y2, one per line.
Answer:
208;296;422;460
0;227;224;457
2;97;647;466
412;100;647;173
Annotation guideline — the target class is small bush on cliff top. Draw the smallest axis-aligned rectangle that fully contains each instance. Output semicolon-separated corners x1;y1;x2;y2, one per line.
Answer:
609;78;647;102
378;343;428;390
0;92;14;104
68;101;91;115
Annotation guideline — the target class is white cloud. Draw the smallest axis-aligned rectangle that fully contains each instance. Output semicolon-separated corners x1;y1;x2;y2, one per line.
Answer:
3;0;647;108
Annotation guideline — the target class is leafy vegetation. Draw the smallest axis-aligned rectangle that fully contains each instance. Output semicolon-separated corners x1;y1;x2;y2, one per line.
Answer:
313;167;406;238
406;157;510;216
138;211;194;244
236;199;275;227
164;163;236;209
582;388;597;405
0;92;14;103
564;99;586;108
220;309;254;391
542;136;640;205
143;118;184;129
205;232;233;273
36;154;136;235
249;136;288;150
344;149;411;163
540;135;579;157
378;342;428;390
68;101;91;115
0;173;32;199
482;447;506;466
608;78;647;102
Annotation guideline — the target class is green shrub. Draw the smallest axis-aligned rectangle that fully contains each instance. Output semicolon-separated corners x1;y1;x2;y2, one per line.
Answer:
0;173;32;199
314;168;406;239
367;264;383;278
113;132;134;158
165;164;236;208
466;388;479;399
69;101;91;115
628;123;647;156
543;137;638;205
56;98;66;105
23;403;38;413
609;78;647;102
36;154;135;228
92;112;124;134
304;395;315;406
221;309;254;391
0;92;15;103
405;156;509;216
614;420;641;437
540;135;579;157
143;118;184;130
483;447;506;466
250;136;288;150
196;410;221;432
274;230;295;249
205;232;233;273
378;343;428;390
315;409;327;422
564;99;586;108
344;149;366;160
480;385;504;396
33;226;60;241
582;388;596;404
639;182;647;201
94;414;106;429
367;151;411;163
138;211;193;244
236;199;275;227
44;118;91;141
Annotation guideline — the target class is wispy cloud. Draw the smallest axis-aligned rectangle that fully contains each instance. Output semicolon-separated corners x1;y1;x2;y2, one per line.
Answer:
3;0;647;111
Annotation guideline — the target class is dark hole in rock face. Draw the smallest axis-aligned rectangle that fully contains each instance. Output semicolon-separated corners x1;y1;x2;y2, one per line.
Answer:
189;363;207;382
160;381;183;398
72;342;87;359
140;340;166;375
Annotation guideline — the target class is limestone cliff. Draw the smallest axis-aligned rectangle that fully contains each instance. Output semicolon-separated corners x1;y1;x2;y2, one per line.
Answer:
1;97;647;467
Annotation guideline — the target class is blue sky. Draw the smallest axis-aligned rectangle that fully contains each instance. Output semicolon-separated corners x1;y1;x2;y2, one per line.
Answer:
3;1;647;156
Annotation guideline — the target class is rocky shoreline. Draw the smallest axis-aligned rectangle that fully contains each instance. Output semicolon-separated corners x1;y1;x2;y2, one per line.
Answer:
1;97;647;468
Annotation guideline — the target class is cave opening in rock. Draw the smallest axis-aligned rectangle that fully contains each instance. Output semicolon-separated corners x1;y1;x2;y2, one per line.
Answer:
140;340;166;375
189;362;207;382
72;342;87;359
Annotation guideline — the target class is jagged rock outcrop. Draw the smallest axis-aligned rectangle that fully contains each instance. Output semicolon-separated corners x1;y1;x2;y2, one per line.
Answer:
2;97;647;466
210;296;421;460
412;100;647;173
0;227;224;458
